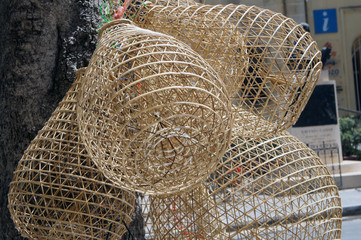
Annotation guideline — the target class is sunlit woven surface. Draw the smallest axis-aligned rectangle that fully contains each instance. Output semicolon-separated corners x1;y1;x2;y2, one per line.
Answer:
141;185;222;239
8;68;135;240
77;20;232;195
113;0;196;8
151;0;196;6
204;131;342;239
125;2;322;138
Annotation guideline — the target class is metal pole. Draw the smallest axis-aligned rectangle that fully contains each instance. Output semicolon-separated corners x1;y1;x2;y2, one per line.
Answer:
337;146;343;188
282;0;287;16
304;0;309;24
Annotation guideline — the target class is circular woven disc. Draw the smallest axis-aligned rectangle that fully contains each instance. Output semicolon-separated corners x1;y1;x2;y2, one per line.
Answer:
77;20;232;195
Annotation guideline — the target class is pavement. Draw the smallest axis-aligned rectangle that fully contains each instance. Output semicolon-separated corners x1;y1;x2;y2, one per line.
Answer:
339;188;361;239
342;216;361;240
339;188;361;216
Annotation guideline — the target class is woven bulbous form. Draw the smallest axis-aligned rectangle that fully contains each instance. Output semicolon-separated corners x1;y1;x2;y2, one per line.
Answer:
204;131;342;239
112;0;196;9
141;186;221;239
78;20;232;195
151;0;196;6
8;69;135;240
125;2;322;138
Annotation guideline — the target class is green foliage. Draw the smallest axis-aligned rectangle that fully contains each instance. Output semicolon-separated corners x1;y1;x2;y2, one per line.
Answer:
339;116;361;159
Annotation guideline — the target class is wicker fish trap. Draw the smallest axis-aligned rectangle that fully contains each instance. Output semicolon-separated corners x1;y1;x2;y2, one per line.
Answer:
141;185;222;239
77;20;233;195
204;131;342;239
124;2;322;138
111;0;196;9
151;0;196;6
8;68;135;240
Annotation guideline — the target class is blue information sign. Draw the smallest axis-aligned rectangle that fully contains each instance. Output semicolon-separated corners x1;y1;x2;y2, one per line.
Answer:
313;9;338;34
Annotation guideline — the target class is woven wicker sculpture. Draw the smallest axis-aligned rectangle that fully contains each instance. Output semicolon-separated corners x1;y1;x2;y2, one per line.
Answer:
151;0;196;6
77;20;233;195
8;68;135;240
123;1;322;137
113;0;196;9
141;185;222;239
203;131;342;239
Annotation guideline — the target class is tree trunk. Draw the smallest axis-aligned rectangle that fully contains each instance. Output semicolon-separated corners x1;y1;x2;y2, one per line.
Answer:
0;1;143;239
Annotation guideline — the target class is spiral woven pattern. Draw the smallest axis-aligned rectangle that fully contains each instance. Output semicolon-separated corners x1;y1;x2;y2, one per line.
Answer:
125;2;322;138
78;20;232;195
8;69;135;240
204;131;342;239
151;0;196;6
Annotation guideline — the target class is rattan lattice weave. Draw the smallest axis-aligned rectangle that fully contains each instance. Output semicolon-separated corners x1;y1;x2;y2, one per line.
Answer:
141;186;222;239
114;0;196;8
204;131;342;239
140;130;342;239
124;2;322;138
151;0;196;6
8;68;135;240
77;20;233;195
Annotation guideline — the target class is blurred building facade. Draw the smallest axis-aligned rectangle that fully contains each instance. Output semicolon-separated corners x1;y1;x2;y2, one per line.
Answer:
306;0;361;113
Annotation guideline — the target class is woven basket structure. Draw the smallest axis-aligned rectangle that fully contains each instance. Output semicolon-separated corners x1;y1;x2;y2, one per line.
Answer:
77;20;233;195
8;68;135;240
203;131;342;239
124;1;322;138
141;185;222;239
151;0;196;6
111;0;196;9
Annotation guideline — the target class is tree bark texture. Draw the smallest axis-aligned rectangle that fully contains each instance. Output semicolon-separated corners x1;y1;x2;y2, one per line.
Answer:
0;1;143;239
